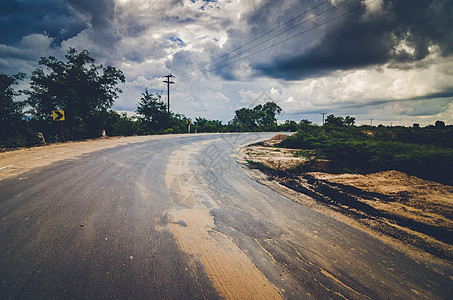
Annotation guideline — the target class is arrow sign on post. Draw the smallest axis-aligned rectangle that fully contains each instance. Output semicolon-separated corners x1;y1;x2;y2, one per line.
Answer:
52;110;65;121
52;110;65;140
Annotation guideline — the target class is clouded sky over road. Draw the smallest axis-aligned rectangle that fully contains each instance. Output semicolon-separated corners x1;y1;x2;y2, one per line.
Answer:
1;0;452;125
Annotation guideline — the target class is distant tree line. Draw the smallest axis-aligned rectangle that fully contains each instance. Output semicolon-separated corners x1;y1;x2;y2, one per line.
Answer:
0;48;451;150
0;48;285;148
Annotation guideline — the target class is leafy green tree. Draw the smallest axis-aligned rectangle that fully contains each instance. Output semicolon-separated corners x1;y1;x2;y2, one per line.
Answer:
324;114;355;127
1;72;26;124
98;110;143;136
170;114;191;133
232;107;255;131
232;101;281;131
26;48;125;139
259;101;282;128
136;90;172;132
299;119;312;127
344;116;355;126
325;114;344;127
281;120;298;132
193;117;224;132
435;120;445;128
0;73;38;147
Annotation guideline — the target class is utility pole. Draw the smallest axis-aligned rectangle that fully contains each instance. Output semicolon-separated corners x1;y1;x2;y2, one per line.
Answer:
320;112;327;126
163;73;175;113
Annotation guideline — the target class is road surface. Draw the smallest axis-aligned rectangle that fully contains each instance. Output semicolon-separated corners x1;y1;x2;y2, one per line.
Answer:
1;133;452;299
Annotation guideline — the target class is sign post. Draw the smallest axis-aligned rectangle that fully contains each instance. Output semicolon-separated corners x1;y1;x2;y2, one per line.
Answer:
52;110;65;140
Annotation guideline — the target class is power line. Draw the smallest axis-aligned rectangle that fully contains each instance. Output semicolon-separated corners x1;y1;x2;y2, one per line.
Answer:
178;0;377;83
163;74;175;113
177;0;333;81
178;0;351;82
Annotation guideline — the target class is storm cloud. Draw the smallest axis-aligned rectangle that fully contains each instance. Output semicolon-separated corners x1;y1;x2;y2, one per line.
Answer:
1;0;453;126
250;0;453;80
0;0;87;46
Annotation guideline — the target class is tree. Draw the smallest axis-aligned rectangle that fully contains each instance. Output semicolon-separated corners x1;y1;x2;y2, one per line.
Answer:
233;107;256;131
136;90;171;132
324;114;355;127
232;101;282;131
0;73;38;147
26;48;125;139
300;119;312;126
194;118;224;132
1;73;26;124
259;101;282;128
344;116;355;126
435;120;445;128
325;114;344;127
281;120;298;132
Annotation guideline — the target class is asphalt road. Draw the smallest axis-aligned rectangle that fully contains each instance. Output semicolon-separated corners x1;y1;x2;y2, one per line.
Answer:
1;133;452;299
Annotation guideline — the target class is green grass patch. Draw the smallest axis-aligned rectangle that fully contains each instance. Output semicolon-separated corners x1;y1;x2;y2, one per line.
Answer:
278;126;453;185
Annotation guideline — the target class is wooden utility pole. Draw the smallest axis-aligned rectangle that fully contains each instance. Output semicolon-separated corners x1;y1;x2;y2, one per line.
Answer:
163;74;175;113
320;112;327;125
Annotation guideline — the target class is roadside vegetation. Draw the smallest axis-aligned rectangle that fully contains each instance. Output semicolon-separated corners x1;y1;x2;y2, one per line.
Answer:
1;46;452;185
1;48;288;149
279;119;453;185
244;131;453;260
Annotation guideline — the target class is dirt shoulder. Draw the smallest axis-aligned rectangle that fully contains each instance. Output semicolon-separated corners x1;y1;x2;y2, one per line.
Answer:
238;139;453;270
0;134;205;181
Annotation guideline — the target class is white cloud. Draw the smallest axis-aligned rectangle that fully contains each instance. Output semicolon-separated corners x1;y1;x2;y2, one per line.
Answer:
2;0;452;127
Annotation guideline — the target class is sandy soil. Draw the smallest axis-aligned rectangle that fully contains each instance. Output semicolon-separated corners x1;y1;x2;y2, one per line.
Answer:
312;171;453;231
164;141;282;299
246;145;308;170
240;138;453;268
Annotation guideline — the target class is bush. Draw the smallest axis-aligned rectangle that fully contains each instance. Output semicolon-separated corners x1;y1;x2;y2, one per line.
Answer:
279;126;453;185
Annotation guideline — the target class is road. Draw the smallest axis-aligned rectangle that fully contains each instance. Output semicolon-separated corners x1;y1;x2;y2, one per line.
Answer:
0;133;452;299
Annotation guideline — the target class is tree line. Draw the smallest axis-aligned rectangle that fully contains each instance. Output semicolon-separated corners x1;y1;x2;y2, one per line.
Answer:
0;48;286;148
1;48;450;150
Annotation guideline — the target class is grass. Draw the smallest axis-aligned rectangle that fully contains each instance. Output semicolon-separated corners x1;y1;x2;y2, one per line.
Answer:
278;126;453;185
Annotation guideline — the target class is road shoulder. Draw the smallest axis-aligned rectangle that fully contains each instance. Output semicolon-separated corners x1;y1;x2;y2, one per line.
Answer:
236;144;453;273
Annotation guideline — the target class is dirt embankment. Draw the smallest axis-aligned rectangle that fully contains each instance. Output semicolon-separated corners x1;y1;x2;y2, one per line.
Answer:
240;135;453;265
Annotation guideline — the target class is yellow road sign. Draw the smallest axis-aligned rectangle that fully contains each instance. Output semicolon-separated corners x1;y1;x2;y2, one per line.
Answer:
52;110;65;121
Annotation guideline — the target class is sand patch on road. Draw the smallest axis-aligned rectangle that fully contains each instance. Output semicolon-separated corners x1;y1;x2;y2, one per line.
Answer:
163;142;282;299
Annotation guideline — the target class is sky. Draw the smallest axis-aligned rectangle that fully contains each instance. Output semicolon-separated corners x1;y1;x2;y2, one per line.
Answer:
1;0;453;126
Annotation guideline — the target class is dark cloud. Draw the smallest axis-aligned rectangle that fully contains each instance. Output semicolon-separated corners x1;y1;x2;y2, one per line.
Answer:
247;0;453;80
65;0;120;47
165;50;193;72
65;0;113;28
0;0;88;46
400;98;452;117
409;88;453;101
0;0;120;49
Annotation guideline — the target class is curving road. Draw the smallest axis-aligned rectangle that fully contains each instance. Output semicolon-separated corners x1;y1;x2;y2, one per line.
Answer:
1;133;452;299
